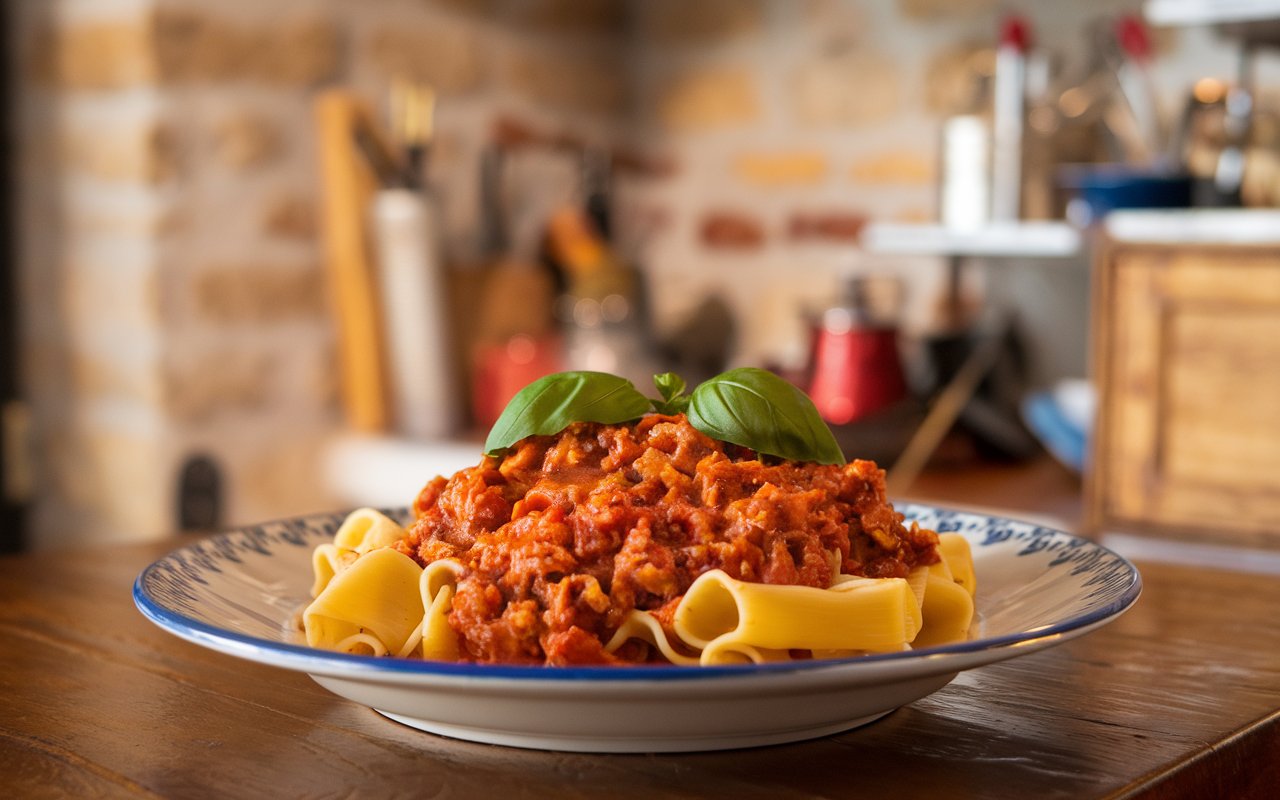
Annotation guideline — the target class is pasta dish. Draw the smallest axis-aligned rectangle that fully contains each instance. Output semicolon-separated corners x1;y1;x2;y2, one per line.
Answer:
304;413;976;666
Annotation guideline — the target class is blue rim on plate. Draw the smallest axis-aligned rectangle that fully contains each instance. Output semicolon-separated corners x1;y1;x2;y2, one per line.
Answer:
134;503;1142;683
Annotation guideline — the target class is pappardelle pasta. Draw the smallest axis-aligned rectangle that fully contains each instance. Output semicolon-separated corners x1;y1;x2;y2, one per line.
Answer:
305;507;974;665
302;414;976;667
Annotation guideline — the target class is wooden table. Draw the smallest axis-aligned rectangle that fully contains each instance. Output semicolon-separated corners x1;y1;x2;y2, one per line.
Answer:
903;455;1087;531
3;492;1278;798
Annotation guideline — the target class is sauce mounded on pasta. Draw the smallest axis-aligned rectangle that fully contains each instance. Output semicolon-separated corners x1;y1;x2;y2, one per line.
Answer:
396;414;941;665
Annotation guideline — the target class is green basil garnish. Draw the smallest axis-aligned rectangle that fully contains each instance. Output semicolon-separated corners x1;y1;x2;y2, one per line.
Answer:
651;372;690;415
687;368;845;465
483;371;652;457
483;367;845;465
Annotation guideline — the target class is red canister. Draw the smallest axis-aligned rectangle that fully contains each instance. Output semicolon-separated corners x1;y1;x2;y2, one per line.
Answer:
807;278;907;425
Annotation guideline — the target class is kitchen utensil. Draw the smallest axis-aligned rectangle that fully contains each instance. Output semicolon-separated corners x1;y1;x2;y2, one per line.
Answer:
808;277;907;426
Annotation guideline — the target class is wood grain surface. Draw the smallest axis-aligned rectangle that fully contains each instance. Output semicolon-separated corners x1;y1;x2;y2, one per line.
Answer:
2;527;1278;798
1089;242;1280;549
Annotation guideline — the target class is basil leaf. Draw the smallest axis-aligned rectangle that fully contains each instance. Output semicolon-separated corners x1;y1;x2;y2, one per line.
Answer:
651;372;690;415
483;371;652;456
687;367;845;465
654;372;685;403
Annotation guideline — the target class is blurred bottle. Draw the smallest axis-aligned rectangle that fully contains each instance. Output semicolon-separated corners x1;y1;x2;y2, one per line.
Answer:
940;37;996;230
545;149;658;390
469;146;564;428
992;14;1032;221
1113;13;1166;164
372;187;455;439
373;80;456;439
941;115;991;230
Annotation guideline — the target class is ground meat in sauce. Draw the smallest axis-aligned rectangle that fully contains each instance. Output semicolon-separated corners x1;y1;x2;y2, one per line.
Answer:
395;414;940;666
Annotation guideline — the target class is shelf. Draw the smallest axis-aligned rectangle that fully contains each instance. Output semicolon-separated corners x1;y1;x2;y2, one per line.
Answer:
1146;0;1280;44
1105;208;1280;244
861;222;1082;259
1144;0;1280;26
322;433;482;508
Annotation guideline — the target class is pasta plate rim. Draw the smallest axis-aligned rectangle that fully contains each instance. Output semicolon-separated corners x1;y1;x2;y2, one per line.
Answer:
133;503;1141;685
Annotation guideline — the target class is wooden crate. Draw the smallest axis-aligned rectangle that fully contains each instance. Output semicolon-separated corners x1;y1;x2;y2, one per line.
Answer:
1087;240;1280;549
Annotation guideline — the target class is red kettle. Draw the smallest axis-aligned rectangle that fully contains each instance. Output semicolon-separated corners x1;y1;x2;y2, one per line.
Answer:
807;276;907;425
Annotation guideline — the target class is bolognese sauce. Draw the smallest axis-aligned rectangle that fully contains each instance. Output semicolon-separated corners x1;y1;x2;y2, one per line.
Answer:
395;414;940;666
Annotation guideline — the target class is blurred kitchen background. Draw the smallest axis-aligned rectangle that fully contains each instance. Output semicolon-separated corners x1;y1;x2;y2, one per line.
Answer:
4;0;1280;554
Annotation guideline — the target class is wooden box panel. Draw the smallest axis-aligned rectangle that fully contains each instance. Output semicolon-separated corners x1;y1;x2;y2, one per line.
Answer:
1088;244;1280;548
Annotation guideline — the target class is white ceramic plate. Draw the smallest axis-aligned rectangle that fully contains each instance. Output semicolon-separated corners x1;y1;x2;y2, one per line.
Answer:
134;504;1141;752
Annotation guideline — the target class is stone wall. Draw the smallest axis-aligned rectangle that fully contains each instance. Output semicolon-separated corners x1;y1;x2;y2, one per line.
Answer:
10;0;1265;547
624;0;1252;370
13;0;632;547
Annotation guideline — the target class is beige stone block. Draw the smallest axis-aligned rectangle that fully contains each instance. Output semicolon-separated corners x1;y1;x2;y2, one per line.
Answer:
257;17;341;86
897;0;998;18
151;10;339;86
69;351;164;407
262;194;318;240
659;67;760;132
214;112;279;170
280;338;341;416
508;0;626;36
366;25;485;92
29;10;338;90
734;152;828;186
792;50;899;127
924;44;991;115
192;264;326;324
801;0;867;43
150;10;240;82
305;345;342;416
30;18;155;90
500;48;627;116
642;0;763;45
163;348;273;423
850;150;936;185
64;204;174;238
47;426;168;538
156;205;188;236
237;434;340;521
61;264;162;337
91;432;169;538
61;122;178;185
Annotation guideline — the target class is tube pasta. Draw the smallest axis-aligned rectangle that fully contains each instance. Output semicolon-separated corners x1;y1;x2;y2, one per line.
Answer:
301;512;468;660
912;569;975;648
304;547;425;656
910;533;977;648
309;508;408;598
605;532;977;664
937;533;977;597
418;560;465;660
674;570;924;654
905;566;929;610
302;507;978;665
334;507;408;553
310;543;357;598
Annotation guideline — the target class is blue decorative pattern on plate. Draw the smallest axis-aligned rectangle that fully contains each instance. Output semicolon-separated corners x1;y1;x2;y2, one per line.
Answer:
134;504;1141;752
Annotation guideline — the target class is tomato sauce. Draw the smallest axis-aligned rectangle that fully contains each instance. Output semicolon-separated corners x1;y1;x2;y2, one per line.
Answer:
397;414;940;665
